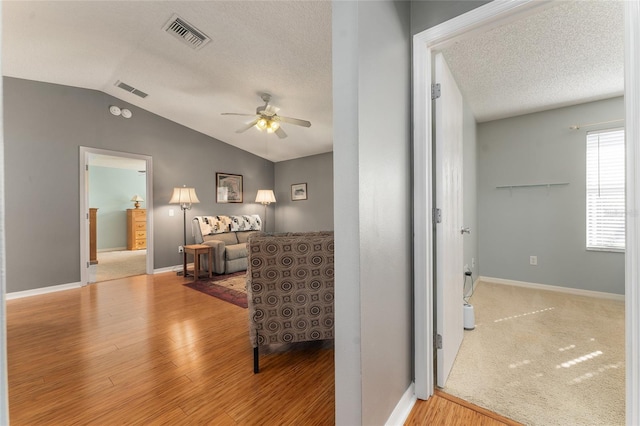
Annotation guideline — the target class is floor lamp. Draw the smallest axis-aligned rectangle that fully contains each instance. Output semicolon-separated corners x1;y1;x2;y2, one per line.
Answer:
169;185;200;248
255;189;276;230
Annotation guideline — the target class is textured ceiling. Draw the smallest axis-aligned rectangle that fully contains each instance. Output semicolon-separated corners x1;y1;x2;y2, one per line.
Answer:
3;1;332;162
441;0;624;123
2;1;625;161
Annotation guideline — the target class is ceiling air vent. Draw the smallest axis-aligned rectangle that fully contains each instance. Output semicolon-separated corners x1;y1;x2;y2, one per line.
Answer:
163;14;211;50
115;81;148;98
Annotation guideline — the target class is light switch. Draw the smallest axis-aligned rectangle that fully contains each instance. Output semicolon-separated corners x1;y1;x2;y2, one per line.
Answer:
169;209;174;217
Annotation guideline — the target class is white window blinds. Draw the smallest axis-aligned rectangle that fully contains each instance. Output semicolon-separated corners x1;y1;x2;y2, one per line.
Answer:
586;128;625;251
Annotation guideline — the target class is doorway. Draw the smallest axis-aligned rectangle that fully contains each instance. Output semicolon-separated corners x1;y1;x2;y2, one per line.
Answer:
79;147;154;285
412;1;640;424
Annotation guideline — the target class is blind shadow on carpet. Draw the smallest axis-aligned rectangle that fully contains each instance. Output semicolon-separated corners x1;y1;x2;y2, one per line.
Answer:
184;271;248;308
444;281;625;426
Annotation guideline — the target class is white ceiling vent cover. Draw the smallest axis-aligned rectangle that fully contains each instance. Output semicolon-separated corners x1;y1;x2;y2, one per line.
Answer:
163;14;211;50
114;80;148;98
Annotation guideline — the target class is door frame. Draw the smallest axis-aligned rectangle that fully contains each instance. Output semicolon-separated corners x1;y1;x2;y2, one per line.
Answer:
412;2;640;424
79;146;154;285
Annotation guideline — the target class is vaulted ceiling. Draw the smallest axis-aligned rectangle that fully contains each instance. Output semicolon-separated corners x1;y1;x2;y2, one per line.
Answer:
3;1;332;162
2;1;625;162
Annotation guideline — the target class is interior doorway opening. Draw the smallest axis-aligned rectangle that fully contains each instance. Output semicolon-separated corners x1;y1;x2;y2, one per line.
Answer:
413;1;640;425
79;147;154;285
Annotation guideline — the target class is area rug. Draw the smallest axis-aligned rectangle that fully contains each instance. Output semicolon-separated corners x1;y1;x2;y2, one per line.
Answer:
444;281;625;426
184;271;248;308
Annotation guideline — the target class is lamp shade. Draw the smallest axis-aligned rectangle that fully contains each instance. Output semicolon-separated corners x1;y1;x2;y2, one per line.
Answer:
255;190;276;204
169;186;200;208
131;195;144;202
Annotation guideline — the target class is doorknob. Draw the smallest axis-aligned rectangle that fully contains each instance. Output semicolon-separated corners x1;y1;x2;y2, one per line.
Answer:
460;227;471;234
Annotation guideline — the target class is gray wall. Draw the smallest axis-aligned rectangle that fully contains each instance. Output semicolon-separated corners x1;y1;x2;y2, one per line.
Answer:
410;0;491;34
89;166;146;250
463;100;479;278
4;77;274;293
333;1;412;424
478;97;625;294
274;152;333;232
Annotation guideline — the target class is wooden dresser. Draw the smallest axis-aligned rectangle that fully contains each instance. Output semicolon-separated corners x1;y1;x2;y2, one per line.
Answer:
127;208;146;250
89;208;98;264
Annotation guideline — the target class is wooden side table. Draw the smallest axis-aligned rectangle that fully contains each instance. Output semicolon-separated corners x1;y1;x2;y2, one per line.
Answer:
183;244;213;282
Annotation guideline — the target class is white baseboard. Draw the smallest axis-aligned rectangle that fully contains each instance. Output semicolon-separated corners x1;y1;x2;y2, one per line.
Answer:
153;265;182;274
7;267;183;300
7;282;82;300
385;382;417;426
480;276;624;302
97;247;127;252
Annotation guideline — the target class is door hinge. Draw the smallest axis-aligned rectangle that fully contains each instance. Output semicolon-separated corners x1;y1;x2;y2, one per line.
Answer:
86;261;90;268
431;83;441;100
435;333;443;349
86;164;89;171
433;208;442;224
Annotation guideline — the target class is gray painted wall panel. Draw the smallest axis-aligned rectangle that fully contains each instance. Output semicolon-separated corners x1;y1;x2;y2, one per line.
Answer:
334;1;412;424
463;101;479;278
358;1;412;422
333;1;363;424
4;77;274;292
89;166;146;250
478;97;625;294
410;0;491;34
274;152;333;232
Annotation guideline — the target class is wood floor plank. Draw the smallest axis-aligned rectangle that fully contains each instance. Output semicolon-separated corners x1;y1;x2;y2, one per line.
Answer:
7;272;335;425
8;271;516;424
405;390;523;426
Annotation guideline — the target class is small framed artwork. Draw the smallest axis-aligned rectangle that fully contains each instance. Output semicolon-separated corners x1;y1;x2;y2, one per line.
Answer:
291;183;308;201
216;172;243;203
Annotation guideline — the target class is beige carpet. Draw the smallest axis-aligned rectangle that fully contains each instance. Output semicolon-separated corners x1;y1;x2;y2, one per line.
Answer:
444;281;625;426
95;249;146;282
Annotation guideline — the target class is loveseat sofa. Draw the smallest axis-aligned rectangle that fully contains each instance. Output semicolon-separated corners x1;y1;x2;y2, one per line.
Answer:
247;231;334;373
192;215;262;274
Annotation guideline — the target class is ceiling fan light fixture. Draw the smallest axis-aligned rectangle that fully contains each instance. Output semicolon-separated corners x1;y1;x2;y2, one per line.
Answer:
257;118;268;130
269;120;280;131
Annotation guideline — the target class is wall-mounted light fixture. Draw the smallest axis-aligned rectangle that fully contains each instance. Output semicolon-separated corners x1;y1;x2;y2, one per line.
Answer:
109;105;133;119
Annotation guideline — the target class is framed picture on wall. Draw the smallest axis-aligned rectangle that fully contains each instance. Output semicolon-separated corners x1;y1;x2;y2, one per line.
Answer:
216;172;243;203
291;183;308;201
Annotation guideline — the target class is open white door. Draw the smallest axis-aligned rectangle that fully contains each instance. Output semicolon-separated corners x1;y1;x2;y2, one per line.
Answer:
434;52;464;387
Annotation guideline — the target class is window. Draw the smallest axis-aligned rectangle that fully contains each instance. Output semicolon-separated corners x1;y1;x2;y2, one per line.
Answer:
586;128;625;251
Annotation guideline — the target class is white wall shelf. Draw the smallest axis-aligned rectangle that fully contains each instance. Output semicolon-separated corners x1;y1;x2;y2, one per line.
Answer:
496;182;569;189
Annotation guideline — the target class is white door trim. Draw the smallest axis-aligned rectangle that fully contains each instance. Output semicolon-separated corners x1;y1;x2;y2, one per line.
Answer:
79;147;154;285
412;2;640;423
624;2;640;423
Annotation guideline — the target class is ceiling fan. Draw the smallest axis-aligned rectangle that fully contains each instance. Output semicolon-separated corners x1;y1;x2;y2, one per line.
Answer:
221;93;311;139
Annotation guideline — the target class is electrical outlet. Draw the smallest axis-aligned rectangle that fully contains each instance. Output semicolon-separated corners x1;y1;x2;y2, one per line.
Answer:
530;255;538;266
178;245;184;253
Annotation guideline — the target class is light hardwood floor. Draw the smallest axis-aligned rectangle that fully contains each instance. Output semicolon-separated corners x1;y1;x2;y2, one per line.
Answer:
7;272;333;424
7;272;514;424
406;390;523;426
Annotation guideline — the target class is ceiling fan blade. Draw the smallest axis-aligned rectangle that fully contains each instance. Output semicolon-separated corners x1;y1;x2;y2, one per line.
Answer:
236;119;259;133
275;127;288;139
222;112;257;117
277;116;311;128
